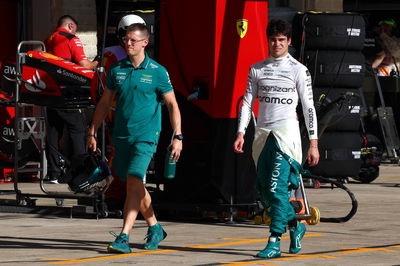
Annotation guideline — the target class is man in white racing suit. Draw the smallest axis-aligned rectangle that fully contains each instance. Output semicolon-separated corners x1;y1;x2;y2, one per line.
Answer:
233;19;319;259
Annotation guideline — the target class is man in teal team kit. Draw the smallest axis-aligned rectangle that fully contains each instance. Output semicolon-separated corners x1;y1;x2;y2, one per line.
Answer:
88;23;183;253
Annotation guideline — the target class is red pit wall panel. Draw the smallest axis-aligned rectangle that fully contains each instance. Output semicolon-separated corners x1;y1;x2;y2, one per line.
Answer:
159;0;268;118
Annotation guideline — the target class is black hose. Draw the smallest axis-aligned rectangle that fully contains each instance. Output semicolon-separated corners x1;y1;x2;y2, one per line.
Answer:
304;173;358;223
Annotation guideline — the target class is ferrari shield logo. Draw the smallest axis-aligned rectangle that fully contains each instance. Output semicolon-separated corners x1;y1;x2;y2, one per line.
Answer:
236;19;248;38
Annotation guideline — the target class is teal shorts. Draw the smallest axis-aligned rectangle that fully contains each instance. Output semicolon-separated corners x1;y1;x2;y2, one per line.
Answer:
112;139;157;181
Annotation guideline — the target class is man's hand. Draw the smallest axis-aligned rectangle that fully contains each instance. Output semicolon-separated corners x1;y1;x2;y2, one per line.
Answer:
78;59;99;70
307;139;319;166
170;139;183;162
233;132;245;153
87;135;97;152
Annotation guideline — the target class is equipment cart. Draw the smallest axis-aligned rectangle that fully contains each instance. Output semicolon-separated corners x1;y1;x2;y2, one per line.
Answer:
1;41;113;218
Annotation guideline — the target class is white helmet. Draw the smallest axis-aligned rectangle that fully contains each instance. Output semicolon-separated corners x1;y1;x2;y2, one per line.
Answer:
117;14;146;40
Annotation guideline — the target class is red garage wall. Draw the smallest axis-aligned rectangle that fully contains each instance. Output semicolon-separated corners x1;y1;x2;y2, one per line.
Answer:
0;0;17;61
159;0;268;118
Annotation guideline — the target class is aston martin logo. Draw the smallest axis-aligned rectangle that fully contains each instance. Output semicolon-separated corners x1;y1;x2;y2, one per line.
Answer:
236;19;248;38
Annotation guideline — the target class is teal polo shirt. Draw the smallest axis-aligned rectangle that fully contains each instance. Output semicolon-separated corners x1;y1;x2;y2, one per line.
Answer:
106;55;173;144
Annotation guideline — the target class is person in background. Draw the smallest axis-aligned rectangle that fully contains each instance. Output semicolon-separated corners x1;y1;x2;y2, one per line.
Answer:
87;23;182;253
372;18;400;77
44;15;98;183
233;19;319;259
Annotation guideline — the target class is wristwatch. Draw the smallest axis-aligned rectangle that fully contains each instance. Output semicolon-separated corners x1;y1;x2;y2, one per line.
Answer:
173;134;183;141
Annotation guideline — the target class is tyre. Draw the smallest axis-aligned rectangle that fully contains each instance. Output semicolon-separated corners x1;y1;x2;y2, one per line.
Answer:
302;12;366;51
354;165;380;183
308;131;362;178
304;50;365;88
352;133;383;183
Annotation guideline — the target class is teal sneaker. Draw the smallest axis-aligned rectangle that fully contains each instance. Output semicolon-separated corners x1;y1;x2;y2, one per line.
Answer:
289;222;306;254
255;236;281;258
107;232;132;253
144;223;167;250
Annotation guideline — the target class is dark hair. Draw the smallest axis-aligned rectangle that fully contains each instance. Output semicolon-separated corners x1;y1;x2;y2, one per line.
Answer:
126;23;150;39
57;15;78;27
266;19;292;39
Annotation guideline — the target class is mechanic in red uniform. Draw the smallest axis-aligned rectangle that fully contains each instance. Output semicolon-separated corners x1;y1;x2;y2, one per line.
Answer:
44;15;98;183
45;15;98;69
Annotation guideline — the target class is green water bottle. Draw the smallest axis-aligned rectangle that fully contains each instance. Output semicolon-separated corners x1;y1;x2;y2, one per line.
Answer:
164;148;176;179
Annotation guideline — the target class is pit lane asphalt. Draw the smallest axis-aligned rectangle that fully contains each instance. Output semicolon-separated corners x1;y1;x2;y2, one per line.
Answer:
0;164;399;265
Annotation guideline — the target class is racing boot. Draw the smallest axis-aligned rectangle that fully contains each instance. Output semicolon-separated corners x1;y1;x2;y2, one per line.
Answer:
144;223;167;250
255;236;281;258
107;232;132;253
289;222;306;254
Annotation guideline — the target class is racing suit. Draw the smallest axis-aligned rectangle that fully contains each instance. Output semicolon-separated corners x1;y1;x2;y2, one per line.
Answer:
238;54;317;233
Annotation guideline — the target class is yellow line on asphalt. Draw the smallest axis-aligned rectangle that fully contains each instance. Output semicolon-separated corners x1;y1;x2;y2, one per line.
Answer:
333;247;399;254
218;261;277;265
274;254;337;261
217;253;337;266
217;245;400;265
43;233;325;264
217;244;400;266
379;177;400;181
